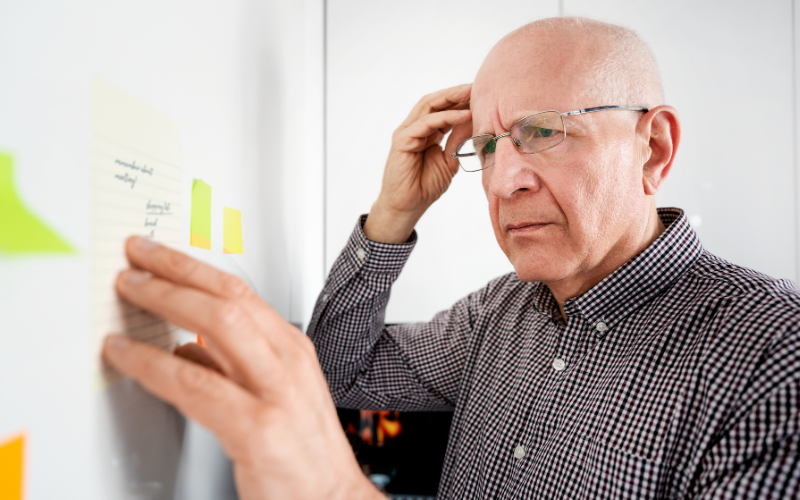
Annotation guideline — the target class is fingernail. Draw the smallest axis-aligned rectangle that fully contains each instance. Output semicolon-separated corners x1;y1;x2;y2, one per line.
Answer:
106;334;131;350
134;235;159;251
122;269;151;285
460;109;471;114
460;84;472;90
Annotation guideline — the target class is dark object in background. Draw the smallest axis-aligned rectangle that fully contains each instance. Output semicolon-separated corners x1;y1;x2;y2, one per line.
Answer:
338;408;453;497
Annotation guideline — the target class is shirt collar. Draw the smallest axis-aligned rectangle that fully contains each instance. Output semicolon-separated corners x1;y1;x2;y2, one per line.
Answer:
532;208;703;329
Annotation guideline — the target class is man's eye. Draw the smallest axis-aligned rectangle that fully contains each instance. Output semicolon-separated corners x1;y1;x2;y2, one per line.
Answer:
537;127;555;138
482;140;496;155
518;125;557;142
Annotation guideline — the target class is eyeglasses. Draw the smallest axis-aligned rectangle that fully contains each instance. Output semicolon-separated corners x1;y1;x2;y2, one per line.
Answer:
451;105;649;172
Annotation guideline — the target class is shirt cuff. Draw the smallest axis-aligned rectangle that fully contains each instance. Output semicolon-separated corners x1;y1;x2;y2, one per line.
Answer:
345;214;417;274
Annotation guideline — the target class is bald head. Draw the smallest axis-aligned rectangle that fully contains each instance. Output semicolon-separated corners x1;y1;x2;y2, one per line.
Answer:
474;17;664;113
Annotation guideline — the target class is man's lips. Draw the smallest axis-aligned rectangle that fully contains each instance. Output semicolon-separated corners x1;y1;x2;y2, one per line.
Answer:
505;222;552;233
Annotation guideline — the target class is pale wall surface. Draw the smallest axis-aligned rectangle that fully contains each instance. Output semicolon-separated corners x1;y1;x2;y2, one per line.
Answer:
0;0;319;498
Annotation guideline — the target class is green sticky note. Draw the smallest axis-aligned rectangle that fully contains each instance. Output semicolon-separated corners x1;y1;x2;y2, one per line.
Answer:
0;152;74;254
190;179;212;249
223;207;243;254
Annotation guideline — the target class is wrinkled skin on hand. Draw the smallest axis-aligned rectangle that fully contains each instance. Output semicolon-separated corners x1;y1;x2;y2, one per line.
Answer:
102;236;381;500
364;83;474;243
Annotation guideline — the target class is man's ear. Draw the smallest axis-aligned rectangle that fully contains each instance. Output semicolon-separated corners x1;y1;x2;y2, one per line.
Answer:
638;105;681;195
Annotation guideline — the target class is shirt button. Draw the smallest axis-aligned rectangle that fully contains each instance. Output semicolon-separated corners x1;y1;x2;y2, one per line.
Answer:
595;322;608;334
552;358;566;372
514;445;526;459
356;248;367;260
322;293;329;303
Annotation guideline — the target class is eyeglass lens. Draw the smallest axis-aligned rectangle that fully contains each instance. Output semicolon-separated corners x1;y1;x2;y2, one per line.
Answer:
455;111;566;172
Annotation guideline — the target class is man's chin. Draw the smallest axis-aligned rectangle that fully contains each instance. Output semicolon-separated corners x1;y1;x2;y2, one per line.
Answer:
511;259;573;283
514;270;566;283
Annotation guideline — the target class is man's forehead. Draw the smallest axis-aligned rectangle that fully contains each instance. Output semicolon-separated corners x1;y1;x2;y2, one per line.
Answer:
471;72;587;130
471;30;601;128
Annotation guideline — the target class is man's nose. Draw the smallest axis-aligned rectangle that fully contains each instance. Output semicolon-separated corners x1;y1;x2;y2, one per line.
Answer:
484;137;541;199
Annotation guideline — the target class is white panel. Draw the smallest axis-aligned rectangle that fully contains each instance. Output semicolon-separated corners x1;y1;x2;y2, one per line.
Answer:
326;0;561;323
0;0;310;498
565;0;796;281
299;0;327;328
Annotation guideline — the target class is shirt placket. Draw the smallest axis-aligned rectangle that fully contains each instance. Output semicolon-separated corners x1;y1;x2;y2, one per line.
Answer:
506;310;595;499
490;316;561;491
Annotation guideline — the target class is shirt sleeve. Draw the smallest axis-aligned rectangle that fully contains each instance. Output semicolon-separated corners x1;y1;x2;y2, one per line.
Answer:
306;215;484;411
693;326;800;499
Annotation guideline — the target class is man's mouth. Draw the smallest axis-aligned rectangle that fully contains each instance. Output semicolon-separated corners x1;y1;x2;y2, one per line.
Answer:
505;222;551;234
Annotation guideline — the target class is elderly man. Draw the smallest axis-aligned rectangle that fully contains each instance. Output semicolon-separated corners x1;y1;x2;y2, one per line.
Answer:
104;17;800;500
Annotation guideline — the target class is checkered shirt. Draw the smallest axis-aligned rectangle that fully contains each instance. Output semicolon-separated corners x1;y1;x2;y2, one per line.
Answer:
308;208;800;499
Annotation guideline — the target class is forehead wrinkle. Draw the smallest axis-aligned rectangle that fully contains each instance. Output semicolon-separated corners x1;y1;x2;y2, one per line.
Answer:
475;42;600;133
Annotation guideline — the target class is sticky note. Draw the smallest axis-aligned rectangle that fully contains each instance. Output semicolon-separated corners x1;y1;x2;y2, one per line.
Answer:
0;433;24;500
223;207;244;254
0;152;74;255
190;179;212;249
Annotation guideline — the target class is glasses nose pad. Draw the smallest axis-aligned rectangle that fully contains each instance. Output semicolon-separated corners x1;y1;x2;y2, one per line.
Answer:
512;137;522;148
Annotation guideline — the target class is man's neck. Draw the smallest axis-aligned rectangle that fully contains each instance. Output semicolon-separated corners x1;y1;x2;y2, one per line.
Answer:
548;207;666;322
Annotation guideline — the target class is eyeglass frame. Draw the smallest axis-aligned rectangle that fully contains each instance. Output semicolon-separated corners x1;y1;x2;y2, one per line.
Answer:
451;105;649;172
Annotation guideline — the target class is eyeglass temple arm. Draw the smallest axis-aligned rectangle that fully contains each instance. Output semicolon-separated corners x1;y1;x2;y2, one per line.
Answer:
561;105;649;117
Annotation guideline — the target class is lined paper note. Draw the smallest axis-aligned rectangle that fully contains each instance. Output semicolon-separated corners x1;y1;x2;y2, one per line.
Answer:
0;433;24;500
91;77;181;384
190;179;211;249
223;207;243;254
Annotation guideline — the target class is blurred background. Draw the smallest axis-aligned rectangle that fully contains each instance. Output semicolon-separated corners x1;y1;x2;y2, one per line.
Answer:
0;0;797;498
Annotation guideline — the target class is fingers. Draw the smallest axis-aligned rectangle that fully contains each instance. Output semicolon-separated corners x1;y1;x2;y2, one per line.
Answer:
124;237;294;339
423;130;446;150
445;120;475;158
124;236;255;302
123;235;299;341
423;145;459;185
400;84;471;127
115;269;280;390
103;335;260;446
395;109;472;152
175;342;224;374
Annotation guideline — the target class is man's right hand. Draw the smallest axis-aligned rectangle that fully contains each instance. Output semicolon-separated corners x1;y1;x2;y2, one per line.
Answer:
363;84;473;243
102;237;382;500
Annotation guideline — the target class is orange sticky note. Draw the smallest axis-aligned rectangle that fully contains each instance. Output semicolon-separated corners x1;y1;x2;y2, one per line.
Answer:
0;433;25;500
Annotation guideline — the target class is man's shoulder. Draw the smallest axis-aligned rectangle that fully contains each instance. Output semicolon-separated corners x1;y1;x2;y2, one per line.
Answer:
685;249;800;315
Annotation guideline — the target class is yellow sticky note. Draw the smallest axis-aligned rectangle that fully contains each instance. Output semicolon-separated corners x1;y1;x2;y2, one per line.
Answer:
190;179;212;249
0;152;74;255
0;433;24;500
223;207;244;254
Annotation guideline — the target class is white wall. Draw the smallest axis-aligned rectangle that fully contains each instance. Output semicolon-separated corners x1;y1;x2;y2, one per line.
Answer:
0;0;322;498
325;0;798;324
